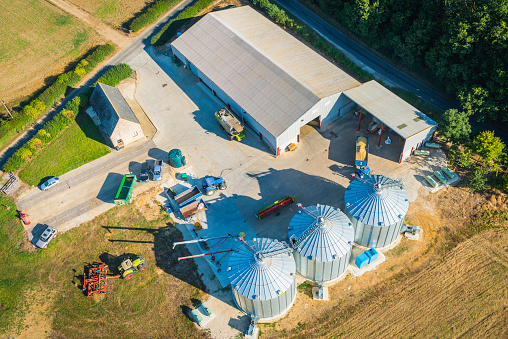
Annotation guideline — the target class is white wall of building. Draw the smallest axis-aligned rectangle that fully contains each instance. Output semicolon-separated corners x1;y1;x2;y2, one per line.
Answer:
171;46;356;156
400;126;437;162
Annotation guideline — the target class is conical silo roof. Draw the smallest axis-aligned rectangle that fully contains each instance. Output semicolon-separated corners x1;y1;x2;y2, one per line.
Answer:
228;238;295;301
344;175;409;226
288;205;354;262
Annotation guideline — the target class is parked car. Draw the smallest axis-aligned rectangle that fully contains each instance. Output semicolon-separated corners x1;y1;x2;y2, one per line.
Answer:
153;160;163;181
35;225;57;249
139;161;151;182
40;177;60;191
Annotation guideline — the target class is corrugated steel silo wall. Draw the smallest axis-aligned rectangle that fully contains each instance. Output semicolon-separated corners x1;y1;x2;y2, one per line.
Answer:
232;276;296;319
294;250;350;282
345;208;404;248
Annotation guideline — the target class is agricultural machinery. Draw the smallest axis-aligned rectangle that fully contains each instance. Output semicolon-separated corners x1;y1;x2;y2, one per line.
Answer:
202;176;227;196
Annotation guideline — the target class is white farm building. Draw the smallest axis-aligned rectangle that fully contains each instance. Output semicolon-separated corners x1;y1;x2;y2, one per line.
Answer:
171;6;437;160
171;6;360;155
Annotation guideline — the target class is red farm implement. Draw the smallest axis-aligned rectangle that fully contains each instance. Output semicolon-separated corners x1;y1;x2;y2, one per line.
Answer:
83;263;110;297
256;196;295;220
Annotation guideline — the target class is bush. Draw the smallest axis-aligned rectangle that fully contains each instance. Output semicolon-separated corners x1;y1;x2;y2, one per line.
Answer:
151;0;214;45
469;168;487;191
470;131;505;165
130;0;182;32
27;138;42;150
95;63;133;87
16;147;33;161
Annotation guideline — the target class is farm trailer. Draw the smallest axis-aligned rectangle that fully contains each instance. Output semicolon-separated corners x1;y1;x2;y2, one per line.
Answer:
114;174;137;205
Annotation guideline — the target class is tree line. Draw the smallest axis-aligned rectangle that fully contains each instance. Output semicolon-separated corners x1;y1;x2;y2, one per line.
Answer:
310;0;507;124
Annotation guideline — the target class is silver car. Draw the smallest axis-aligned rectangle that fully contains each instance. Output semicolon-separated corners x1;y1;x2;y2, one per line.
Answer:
35;225;57;249
152;160;163;181
41;176;60;191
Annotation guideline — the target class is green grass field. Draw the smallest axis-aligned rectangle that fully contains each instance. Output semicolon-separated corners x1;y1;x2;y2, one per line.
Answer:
0;195;209;338
0;0;99;104
19;113;110;186
67;0;152;27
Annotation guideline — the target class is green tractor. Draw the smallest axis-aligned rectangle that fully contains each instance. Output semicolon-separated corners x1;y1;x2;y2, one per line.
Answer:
118;256;147;280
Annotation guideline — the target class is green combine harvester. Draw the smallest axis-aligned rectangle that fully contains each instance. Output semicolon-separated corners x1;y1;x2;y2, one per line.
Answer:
215;107;246;141
114;174;137;205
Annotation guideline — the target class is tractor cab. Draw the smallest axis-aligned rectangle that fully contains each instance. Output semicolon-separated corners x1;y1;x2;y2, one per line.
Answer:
118;255;147;280
202;176;227;196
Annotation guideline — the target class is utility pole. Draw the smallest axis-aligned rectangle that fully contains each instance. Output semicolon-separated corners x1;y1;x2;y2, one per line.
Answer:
1;100;13;120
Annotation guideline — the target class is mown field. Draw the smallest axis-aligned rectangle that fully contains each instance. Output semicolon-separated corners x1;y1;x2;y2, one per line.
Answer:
0;0;100;104
67;0;152;27
0;193;210;338
18;112;111;186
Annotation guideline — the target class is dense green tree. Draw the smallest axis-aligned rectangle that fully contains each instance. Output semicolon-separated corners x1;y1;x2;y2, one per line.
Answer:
471;131;505;164
311;0;508;123
439;109;471;142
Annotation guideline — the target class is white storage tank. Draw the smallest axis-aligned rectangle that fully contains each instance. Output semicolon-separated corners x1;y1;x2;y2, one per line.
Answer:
288;204;354;283
227;238;296;320
344;174;409;248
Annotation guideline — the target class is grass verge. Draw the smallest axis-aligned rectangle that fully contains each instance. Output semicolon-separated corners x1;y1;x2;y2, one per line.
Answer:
0;195;209;338
18;113;110;186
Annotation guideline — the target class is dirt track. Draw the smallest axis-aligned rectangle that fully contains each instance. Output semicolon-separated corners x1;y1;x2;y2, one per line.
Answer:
47;0;132;47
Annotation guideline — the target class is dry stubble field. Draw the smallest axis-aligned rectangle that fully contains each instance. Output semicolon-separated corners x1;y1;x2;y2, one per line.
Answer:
258;187;508;338
65;0;151;27
0;0;100;105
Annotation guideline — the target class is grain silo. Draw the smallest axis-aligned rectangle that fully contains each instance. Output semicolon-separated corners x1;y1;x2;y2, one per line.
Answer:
227;238;296;320
288;204;354;284
344;174;409;248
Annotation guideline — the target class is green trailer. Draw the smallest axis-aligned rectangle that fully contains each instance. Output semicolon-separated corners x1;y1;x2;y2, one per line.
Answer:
114;174;137;205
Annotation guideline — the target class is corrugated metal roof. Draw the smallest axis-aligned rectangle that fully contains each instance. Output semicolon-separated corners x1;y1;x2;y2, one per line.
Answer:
344;175;409;226
228;238;295;301
343;81;437;139
172;6;360;137
92;83;140;124
288;205;354;262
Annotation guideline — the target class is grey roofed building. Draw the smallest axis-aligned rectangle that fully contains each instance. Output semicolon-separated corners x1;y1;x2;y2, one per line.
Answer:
171;6;360;138
343;80;437;139
90;83;140;136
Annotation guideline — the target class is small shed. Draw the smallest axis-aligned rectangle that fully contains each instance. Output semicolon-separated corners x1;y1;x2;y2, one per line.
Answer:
90;83;144;149
344;81;437;163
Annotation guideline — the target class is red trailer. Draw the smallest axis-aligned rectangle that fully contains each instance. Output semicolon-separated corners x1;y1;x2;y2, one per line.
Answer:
256;196;295;220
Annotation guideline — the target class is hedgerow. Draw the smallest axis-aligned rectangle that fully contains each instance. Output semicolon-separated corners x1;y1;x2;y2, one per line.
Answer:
2;97;81;173
0;43;114;149
129;0;182;32
95;63;133;87
3;62;133;174
151;0;214;45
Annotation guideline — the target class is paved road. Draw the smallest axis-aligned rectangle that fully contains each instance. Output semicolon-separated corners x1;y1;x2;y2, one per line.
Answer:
273;0;457;111
274;0;508;141
0;0;195;168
